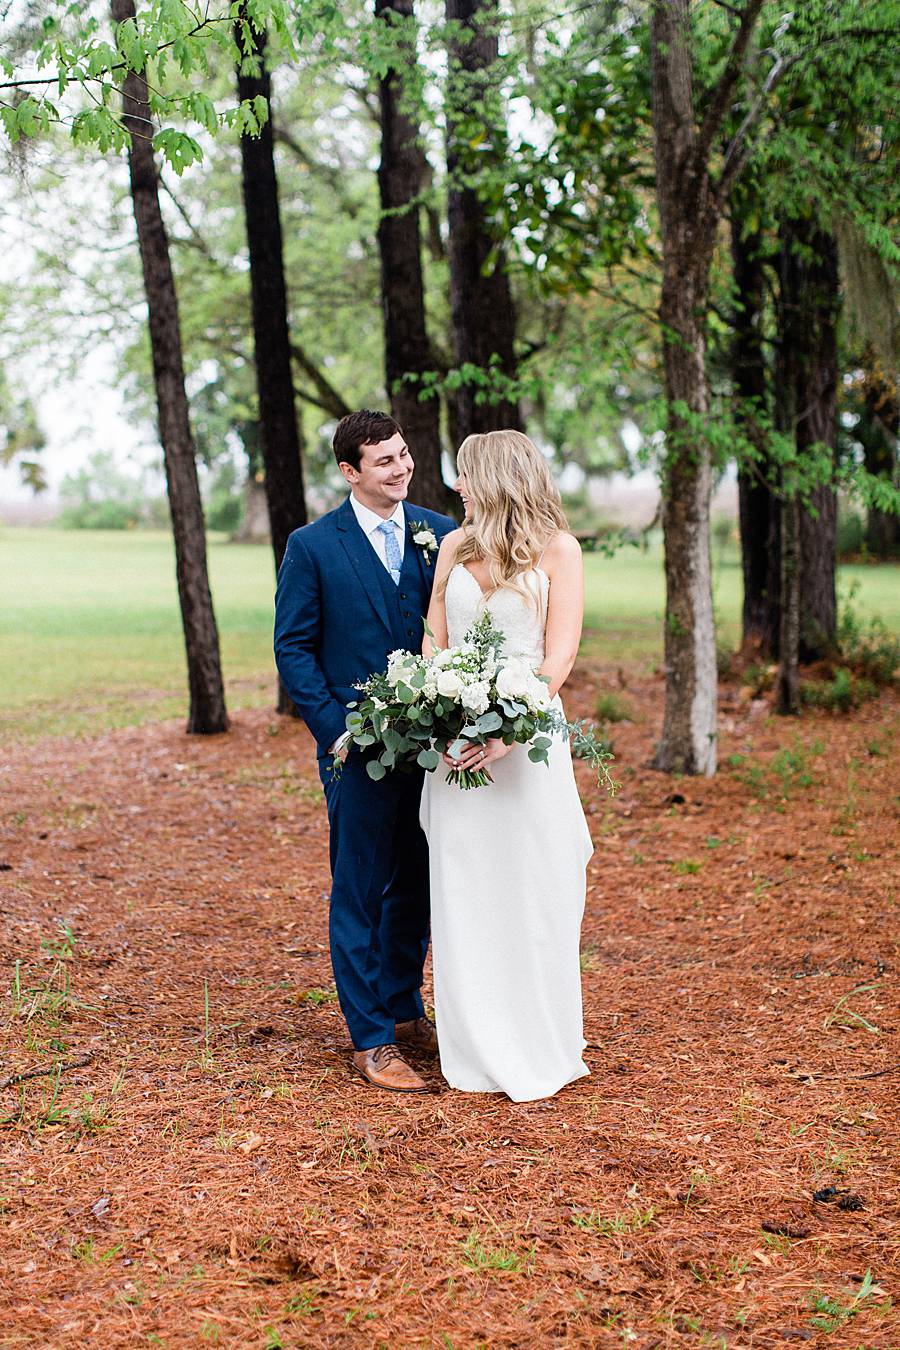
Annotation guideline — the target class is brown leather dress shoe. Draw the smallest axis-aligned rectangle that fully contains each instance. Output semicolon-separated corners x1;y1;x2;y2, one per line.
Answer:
395;1016;439;1056
352;1044;428;1093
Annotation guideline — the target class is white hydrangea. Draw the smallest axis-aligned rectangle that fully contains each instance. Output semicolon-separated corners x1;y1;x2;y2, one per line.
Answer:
386;650;420;687
460;681;490;715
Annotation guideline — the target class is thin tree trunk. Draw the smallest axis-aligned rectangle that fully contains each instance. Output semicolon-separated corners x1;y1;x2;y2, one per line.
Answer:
446;0;521;440
731;216;779;658
111;0;227;734
235;19;307;714
375;0;449;512
650;0;718;775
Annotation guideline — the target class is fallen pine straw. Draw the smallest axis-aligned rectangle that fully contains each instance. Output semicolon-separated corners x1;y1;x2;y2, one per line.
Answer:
0;667;898;1348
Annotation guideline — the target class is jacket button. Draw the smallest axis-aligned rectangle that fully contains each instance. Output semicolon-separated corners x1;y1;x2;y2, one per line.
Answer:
399;592;407;600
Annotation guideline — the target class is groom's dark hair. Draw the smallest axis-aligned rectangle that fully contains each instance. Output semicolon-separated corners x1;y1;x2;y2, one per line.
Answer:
333;409;403;471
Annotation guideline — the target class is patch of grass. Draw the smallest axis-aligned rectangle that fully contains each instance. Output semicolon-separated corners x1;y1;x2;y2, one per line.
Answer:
807;1269;884;1333
727;738;823;804
71;1237;123;1263
672;859;702;876
11;921;95;1029
284;1287;321;1317
571;1205;657;1235
299;986;338;1006
460;1229;533;1273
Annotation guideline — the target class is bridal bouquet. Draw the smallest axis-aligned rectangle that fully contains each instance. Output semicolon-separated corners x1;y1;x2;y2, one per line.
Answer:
342;613;615;791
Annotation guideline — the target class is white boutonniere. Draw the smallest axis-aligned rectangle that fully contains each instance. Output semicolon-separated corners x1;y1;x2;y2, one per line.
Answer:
410;520;439;567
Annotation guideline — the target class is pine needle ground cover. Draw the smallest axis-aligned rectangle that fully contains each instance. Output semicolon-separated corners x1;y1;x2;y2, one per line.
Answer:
1;663;897;1347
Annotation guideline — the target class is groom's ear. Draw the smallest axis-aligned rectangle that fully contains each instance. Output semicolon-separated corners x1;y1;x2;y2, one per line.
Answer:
338;460;359;486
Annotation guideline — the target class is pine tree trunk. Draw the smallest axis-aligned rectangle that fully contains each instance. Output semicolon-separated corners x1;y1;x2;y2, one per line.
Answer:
777;495;801;714
375;0;450;512
773;219;802;713
796;227;839;659
650;0;717;775
235;20;307;714
731;217;779;658
445;0;521;440
111;0;227;734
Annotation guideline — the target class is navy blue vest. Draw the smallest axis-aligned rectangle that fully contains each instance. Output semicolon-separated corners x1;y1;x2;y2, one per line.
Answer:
370;523;434;651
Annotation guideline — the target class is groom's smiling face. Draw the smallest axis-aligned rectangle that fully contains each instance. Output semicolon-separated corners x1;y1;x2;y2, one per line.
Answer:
340;433;414;516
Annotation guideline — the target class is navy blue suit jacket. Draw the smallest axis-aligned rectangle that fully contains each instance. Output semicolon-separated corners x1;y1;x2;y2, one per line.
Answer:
274;497;456;756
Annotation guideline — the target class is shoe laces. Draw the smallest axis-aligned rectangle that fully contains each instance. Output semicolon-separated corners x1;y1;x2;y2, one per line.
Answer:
372;1044;404;1067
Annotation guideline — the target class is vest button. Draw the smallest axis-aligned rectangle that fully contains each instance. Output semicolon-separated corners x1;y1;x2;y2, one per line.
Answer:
399;592;407;600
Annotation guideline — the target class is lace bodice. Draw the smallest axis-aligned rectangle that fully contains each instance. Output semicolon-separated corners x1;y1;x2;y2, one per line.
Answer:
445;564;549;665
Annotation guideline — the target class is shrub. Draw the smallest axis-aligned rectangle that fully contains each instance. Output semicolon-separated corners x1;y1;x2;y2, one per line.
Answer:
801;669;878;713
838;586;900;686
595;690;632;723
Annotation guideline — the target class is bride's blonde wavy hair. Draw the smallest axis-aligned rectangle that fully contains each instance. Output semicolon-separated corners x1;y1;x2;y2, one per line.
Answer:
440;430;568;603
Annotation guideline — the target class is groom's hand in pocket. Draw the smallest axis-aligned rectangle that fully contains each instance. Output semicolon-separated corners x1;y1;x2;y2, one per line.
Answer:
330;732;351;763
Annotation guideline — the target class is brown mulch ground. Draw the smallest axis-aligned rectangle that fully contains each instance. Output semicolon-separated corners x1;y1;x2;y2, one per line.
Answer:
1;662;898;1349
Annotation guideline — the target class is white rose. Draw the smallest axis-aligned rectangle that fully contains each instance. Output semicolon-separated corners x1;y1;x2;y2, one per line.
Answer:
527;679;551;711
433;647;455;668
436;669;463;699
413;529;437;549
386;652;418;687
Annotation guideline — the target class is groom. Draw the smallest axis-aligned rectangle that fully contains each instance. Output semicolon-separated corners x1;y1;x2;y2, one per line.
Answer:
274;410;456;1092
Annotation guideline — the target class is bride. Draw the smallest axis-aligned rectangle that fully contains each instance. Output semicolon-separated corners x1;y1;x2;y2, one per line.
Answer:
420;430;593;1102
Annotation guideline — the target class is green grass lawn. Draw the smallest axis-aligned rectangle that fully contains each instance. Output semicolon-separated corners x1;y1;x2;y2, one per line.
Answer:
2;527;898;739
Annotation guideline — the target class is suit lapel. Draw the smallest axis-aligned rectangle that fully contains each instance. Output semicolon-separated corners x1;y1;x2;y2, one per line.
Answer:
335;497;394;637
403;504;430;591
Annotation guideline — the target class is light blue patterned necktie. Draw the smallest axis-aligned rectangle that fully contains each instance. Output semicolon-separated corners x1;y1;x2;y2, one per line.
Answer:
377;518;402;585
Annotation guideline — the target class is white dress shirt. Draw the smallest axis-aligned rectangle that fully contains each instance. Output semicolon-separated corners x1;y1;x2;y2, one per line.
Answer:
349;494;406;572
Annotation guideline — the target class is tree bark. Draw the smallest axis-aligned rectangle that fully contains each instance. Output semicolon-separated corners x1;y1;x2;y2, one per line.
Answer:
791;224;839;660
235;20;308;713
111;0;227;734
445;0;521;440
776;495;801;714
375;0;450;512
731;216;780;658
649;0;718;775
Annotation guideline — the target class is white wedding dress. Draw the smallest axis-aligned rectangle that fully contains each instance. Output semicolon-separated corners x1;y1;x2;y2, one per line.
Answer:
419;563;593;1102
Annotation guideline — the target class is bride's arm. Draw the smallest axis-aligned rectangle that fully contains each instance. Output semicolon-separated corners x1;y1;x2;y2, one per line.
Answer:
540;532;584;697
422;528;464;655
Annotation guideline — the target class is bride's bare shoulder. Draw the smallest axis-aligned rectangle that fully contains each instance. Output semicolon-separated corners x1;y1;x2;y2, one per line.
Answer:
434;527;466;578
540;531;582;566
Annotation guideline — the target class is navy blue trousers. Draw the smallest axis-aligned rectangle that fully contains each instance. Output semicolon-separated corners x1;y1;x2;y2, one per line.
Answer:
319;752;430;1050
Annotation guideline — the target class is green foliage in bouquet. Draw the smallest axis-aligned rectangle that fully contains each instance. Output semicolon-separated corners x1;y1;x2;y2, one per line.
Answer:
341;614;615;794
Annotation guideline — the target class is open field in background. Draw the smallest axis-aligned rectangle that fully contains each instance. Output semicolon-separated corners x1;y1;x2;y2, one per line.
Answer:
2;527;899;740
